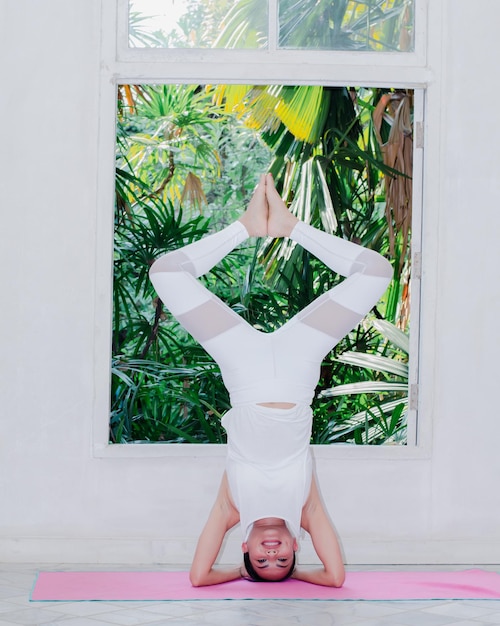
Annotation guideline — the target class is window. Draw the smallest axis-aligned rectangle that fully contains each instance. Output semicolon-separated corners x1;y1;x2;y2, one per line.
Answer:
94;0;428;455
128;0;415;52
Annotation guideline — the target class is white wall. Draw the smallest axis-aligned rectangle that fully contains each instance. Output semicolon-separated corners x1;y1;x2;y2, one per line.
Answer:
1;0;499;565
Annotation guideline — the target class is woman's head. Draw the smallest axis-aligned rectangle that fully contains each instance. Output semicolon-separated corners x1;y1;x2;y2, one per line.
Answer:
243;550;296;582
242;518;297;582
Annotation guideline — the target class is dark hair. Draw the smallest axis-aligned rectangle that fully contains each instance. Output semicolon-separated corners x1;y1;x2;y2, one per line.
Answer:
243;551;296;582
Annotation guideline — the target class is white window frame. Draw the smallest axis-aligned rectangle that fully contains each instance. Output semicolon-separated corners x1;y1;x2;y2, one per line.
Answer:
93;0;429;459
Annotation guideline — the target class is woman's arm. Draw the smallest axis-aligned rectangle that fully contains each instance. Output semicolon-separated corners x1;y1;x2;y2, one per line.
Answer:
294;475;346;587
189;472;242;587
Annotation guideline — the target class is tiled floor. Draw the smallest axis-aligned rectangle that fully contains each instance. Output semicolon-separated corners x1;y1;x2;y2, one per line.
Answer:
1;564;499;626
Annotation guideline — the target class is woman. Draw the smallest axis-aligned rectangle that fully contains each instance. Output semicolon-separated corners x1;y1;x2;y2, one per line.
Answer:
149;174;392;587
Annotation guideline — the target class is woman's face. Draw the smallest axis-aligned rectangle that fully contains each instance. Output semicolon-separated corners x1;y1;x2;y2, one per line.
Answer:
242;518;297;581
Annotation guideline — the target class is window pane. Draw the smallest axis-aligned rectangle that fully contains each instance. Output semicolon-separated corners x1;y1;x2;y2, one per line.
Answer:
129;0;268;48
278;0;414;52
112;83;413;445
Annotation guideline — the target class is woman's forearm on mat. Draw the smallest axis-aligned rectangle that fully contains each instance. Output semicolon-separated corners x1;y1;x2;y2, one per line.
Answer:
189;565;242;587
292;565;345;587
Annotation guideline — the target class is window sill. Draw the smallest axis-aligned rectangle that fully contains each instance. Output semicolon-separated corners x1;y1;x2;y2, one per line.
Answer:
93;442;430;460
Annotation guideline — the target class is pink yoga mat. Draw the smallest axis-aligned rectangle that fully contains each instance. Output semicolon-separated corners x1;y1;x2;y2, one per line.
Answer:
31;569;500;601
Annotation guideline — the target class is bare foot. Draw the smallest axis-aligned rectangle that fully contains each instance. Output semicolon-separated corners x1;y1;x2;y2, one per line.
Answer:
266;174;299;238
238;174;268;237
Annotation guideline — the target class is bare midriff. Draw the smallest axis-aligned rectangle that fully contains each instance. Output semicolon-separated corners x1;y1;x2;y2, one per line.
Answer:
257;402;296;409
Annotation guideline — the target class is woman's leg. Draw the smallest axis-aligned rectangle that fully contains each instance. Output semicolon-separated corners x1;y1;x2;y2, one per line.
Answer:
149;175;267;350
150;173;392;366
290;221;393;335
266;174;393;346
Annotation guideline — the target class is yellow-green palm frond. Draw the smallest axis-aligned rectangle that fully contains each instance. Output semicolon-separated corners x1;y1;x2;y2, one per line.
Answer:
208;84;282;133
243;87;282;134
208;84;253;115
275;85;328;144
208;84;329;144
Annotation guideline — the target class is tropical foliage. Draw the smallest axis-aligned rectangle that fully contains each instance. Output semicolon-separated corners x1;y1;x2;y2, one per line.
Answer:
113;1;414;445
130;0;414;52
317;319;409;444
112;79;412;445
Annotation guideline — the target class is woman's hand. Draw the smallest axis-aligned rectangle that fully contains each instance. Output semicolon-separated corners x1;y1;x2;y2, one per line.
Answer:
239;562;252;581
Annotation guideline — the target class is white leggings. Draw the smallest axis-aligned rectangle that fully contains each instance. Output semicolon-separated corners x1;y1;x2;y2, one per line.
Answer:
149;220;392;406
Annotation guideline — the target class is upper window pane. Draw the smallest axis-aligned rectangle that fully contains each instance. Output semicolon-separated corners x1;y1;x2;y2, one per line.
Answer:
279;0;414;52
129;0;268;49
128;0;414;52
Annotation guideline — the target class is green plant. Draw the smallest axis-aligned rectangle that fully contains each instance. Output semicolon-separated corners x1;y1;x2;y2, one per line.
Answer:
318;318;409;444
112;81;412;445
214;0;413;51
111;355;230;443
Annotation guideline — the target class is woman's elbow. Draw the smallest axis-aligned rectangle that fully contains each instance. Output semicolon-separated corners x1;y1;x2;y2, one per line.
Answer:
189;570;207;587
325;567;346;588
189;563;205;587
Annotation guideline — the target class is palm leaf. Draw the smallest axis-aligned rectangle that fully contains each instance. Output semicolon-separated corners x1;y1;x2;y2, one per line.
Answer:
275;86;330;144
213;0;268;48
211;84;331;144
327;398;407;442
320;381;408;397
336;351;408;377
372;318;409;352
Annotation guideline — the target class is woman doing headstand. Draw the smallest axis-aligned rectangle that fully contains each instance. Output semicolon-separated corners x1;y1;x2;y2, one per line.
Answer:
149;174;393;587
